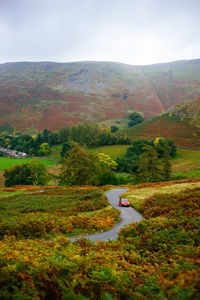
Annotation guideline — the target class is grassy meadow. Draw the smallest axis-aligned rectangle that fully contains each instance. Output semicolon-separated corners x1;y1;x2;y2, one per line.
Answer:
0;182;199;299
89;144;129;160
172;148;200;179
0;157;58;187
0;157;56;171
47;144;62;160
49;144;130;160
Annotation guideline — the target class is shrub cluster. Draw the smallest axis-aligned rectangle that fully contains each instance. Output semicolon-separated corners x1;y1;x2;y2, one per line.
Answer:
0;188;119;238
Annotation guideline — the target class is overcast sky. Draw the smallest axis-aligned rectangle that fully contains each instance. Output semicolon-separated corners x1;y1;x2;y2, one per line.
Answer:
0;0;199;65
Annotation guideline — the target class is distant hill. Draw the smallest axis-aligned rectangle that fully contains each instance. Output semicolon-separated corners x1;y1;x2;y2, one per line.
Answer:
125;97;200;148
0;59;200;132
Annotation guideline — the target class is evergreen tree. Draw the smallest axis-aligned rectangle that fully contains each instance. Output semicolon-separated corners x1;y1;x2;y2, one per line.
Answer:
153;137;176;158
42;129;50;143
0;123;14;134
60;141;73;158
58;127;69;143
136;145;163;182
126;139;150;157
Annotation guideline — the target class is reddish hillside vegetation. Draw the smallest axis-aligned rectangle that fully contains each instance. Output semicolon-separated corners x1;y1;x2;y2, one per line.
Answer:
126;97;200;148
0;59;200;132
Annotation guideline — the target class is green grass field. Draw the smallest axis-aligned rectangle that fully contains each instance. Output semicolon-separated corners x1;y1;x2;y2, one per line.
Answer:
0;157;56;171
172;148;200;179
173;169;200;179
89;145;129;160
49;144;130;160
173;148;200;170
48;144;62;160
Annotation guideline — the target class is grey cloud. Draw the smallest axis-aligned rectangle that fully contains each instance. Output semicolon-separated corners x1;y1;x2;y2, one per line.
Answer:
0;0;199;64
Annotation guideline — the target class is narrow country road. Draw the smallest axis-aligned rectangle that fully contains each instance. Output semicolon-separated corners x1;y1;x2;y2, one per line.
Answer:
70;188;143;242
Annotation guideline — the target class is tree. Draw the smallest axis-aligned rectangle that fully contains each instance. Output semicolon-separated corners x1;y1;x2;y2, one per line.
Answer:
97;153;117;171
110;126;119;133
59;142;100;186
60;141;73;158
162;144;172;180
0;123;14;134
116;139;149;173
97;171;119;186
153;137;176;158
58;127;70;144
165;138;177;157
26;160;49;186
128;112;144;127
38;143;50;156
126;139;150;157
97;153;118;186
42;129;50;143
4;161;49;187
136;145;163;182
116;157;132;173
4;164;32;187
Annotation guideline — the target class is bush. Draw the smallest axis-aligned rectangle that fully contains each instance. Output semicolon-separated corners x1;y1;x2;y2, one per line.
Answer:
128;112;144;127
4;160;49;187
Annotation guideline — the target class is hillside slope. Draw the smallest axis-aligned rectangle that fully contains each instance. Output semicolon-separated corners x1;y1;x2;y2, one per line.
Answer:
0;182;200;299
0;59;200;132
126;97;200;148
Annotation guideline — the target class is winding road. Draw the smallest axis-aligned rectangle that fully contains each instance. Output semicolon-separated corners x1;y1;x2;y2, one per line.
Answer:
70;188;143;242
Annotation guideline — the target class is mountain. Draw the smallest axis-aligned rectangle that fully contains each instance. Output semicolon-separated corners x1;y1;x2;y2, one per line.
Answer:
0;59;200;132
125;97;200;148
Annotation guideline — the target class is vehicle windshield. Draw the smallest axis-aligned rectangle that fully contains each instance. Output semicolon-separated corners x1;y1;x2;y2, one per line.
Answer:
121;199;128;202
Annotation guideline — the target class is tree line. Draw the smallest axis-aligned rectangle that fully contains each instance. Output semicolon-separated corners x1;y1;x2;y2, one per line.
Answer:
4;137;176;187
117;137;176;182
0;123;130;156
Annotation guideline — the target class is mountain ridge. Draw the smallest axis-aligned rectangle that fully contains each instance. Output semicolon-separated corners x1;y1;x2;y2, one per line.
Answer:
0;59;200;132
